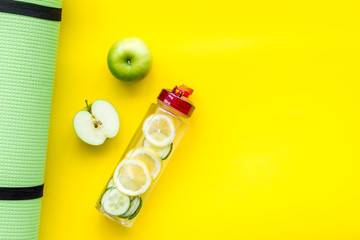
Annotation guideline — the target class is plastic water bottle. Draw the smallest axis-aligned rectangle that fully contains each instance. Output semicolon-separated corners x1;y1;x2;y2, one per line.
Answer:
95;85;195;227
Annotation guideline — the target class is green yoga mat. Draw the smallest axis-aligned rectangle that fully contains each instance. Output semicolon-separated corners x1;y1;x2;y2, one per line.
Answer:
0;0;62;239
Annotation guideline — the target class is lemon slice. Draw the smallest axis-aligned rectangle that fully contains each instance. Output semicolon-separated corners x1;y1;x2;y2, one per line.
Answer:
127;148;162;179
142;114;176;147
113;159;152;196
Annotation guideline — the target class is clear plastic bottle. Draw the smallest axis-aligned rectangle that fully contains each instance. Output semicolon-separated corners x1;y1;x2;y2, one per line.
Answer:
95;85;195;227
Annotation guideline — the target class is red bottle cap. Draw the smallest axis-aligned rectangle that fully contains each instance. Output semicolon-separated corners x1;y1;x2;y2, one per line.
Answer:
157;85;195;117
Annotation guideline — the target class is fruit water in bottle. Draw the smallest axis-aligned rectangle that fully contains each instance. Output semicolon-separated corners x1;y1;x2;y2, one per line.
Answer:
95;85;195;227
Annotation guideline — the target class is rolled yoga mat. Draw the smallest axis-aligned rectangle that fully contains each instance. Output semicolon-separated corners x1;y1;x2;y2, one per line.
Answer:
0;0;62;239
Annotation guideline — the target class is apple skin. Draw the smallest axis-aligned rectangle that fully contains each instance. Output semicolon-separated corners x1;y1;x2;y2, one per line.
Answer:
107;38;152;82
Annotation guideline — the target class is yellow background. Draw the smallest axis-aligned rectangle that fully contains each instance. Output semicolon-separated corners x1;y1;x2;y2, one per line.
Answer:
39;0;360;239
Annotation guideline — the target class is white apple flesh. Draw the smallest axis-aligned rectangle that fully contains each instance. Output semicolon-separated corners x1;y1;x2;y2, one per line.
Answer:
73;100;119;146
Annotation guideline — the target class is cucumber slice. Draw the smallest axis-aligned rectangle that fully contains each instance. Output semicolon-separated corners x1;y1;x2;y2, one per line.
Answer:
129;197;142;219
106;178;114;189
159;143;172;160
101;188;130;216
143;138;173;160
119;196;142;219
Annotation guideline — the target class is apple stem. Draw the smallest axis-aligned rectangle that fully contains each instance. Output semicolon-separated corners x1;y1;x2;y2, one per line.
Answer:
85;100;91;113
127;59;131;65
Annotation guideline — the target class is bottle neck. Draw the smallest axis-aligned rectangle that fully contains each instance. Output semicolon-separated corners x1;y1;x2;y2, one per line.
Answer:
157;100;190;120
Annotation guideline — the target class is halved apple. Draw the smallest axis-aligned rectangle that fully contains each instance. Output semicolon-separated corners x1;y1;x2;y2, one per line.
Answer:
73;100;119;145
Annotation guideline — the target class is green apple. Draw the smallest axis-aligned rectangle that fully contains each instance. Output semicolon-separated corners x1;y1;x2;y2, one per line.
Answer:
107;38;152;82
73;100;119;145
